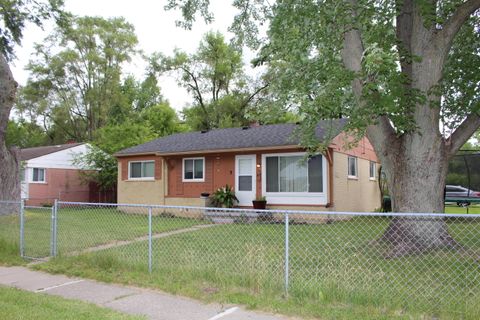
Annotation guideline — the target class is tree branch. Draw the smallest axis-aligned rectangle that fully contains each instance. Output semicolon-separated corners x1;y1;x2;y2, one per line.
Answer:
181;66;206;112
366;116;399;154
447;112;480;156
341;0;364;99
437;0;480;56
241;83;269;109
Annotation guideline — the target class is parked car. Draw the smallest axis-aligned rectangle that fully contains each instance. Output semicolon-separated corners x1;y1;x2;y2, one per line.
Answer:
445;185;480;206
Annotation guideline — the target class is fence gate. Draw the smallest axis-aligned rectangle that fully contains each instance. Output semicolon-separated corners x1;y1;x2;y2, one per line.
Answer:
22;206;55;259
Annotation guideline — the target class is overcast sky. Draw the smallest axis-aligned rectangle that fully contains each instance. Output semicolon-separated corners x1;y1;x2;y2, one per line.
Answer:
11;0;244;111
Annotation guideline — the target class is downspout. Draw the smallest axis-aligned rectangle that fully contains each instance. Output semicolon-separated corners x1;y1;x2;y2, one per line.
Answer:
325;148;334;208
162;157;167;205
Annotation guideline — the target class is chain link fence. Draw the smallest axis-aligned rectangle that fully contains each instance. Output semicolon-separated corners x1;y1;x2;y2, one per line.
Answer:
0;200;21;259
1;200;479;318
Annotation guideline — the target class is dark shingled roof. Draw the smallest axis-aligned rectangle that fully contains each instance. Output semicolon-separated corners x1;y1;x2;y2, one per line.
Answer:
20;143;84;161
116;119;347;156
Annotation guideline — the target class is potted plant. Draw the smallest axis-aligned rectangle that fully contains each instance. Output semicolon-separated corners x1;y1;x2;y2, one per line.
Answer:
252;195;267;210
210;185;238;208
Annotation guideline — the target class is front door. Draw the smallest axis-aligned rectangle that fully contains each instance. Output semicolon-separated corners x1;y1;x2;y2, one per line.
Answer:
235;155;256;206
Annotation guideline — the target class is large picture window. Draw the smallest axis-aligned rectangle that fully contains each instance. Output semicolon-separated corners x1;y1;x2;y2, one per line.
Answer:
183;158;204;181
129;161;155;179
32;168;45;182
265;155;323;193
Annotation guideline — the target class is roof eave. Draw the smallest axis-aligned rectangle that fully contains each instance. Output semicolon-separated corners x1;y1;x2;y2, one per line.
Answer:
115;145;314;158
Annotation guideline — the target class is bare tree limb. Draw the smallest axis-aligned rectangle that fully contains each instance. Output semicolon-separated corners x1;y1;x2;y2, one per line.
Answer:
180;66;206;112
447;112;480;156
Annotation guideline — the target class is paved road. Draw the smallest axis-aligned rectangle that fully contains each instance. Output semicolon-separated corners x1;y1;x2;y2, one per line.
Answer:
0;266;295;320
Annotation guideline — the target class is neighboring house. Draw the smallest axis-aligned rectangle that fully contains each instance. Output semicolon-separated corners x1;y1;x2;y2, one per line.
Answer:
20;143;92;206
115;120;381;212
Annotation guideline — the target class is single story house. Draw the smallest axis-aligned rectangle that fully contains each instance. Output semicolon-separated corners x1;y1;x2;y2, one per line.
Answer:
115;120;380;212
20;143;93;206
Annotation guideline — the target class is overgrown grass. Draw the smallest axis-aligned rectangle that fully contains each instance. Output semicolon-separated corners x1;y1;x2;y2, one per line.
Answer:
0;286;144;320
0;212;23;265
35;216;480;320
0;238;24;266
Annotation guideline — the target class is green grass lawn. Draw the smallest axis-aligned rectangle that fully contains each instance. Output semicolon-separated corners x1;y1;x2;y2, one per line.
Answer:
445;203;480;214
0;207;204;260
2;205;480;319
35;216;480;320
0;286;144;320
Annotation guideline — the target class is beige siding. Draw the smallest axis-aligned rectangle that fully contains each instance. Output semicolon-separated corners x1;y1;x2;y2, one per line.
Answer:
332;152;381;212
164;197;207;207
117;161;166;205
267;205;331;212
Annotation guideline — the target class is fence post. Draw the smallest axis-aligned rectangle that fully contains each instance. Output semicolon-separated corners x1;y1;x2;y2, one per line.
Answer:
53;199;58;257
50;204;55;257
148;206;152;273
20;200;25;258
284;212;289;297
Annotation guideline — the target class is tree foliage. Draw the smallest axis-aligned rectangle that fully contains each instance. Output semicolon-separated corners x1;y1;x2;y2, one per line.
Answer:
72;146;117;192
94;121;156;155
152;31;271;130
0;0;64;60
6;119;48;148
141;102;187;136
22;15;139;140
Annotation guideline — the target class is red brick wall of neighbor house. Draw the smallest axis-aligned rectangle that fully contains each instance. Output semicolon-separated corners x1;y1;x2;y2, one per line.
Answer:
26;168;90;206
118;155;163;181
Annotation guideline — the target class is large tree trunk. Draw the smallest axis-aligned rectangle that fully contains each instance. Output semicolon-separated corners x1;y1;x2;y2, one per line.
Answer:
378;134;458;257
341;0;480;257
0;54;20;202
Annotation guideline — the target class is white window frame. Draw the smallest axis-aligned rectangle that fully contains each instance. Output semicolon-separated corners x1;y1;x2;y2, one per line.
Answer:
128;160;155;181
30;167;46;183
261;152;328;205
347;156;358;179
182;157;205;182
20;167;26;182
369;161;377;180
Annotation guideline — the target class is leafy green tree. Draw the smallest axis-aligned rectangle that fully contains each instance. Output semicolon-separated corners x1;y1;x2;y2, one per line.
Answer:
153;31;269;130
0;0;64;201
94;122;156;155
108;74;165;125
167;0;480;256
73;121;156;190
6;119;48;148
72;146;117;192
142;102;186;136
23;15;138;141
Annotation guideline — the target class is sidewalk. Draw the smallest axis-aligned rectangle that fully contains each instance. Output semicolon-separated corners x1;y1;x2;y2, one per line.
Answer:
0;266;294;320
